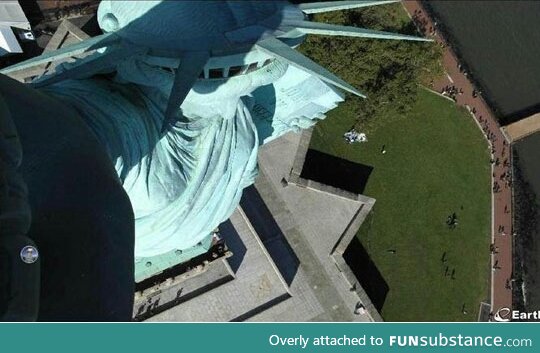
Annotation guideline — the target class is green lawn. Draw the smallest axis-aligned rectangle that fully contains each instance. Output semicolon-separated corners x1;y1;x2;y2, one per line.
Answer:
310;89;491;321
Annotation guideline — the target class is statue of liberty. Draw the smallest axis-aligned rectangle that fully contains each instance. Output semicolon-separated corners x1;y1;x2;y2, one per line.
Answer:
0;0;428;320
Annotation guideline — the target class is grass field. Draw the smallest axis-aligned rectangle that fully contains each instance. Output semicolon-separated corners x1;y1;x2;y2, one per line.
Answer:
310;89;491;321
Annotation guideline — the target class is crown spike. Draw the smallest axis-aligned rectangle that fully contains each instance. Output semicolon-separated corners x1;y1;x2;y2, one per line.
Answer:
299;1;399;14
0;33;120;75
288;20;432;42
32;45;146;88
255;37;365;98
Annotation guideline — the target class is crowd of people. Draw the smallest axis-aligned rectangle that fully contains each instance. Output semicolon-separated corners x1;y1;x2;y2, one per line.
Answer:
465;85;514;306
441;85;463;101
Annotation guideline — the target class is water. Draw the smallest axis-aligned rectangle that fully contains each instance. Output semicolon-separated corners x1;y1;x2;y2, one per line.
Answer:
513;133;540;317
427;1;540;123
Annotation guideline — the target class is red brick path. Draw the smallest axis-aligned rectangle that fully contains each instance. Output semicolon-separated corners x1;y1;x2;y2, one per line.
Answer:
401;1;513;319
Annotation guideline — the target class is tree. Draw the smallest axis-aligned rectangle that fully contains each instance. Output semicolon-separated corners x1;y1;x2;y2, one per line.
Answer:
299;3;443;130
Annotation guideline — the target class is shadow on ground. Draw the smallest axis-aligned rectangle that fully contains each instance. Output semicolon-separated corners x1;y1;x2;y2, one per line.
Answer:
240;186;300;286
301;149;373;194
219;219;246;274
343;237;389;312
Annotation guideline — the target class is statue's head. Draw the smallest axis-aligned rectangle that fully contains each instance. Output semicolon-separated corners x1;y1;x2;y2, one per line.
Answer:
94;1;311;119
97;0;306;53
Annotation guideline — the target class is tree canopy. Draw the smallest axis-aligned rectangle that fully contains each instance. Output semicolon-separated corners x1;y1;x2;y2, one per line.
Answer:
299;3;443;130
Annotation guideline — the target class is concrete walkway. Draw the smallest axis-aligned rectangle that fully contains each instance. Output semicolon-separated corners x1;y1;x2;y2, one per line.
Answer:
503;113;540;143
402;1;513;318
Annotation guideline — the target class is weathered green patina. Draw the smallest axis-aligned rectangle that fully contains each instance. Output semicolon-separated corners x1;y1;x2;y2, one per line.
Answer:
1;0;429;282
